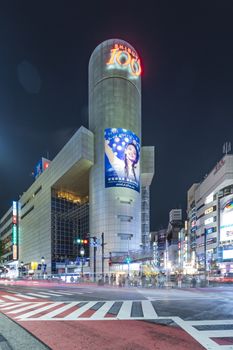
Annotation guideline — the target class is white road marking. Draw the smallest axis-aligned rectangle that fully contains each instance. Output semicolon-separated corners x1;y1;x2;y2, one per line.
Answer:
173;317;233;350
25;293;49;298
0;303;30;311
64;301;97;320
39;302;80;320
35;292;63;297
15;294;36;299
90;301;115;319
15;302;64;319
116;301;132;319
2;295;21;301
141;300;158;318
8;303;48;314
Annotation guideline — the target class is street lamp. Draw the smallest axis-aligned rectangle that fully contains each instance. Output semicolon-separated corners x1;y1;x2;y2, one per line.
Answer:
41;257;45;278
20;261;24;278
80;247;85;278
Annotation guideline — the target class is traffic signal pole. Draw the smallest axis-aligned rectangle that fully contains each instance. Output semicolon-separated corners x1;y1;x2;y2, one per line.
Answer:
93;236;97;282
101;232;104;278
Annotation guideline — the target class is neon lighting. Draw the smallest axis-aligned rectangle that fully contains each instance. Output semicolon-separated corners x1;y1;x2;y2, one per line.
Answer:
12;224;17;244
225;200;233;211
107;44;141;77
13;245;17;260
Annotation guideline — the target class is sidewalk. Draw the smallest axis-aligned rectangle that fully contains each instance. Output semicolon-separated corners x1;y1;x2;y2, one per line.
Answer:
0;313;50;350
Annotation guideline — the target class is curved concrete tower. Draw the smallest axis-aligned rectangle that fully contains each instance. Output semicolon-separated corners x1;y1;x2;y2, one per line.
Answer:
89;39;142;274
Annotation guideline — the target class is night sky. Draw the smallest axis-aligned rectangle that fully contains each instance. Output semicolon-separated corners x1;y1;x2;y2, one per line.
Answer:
1;1;233;230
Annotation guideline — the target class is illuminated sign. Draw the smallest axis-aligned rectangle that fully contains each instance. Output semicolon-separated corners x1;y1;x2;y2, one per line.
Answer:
205;217;214;225
223;249;233;260
205;193;213;204
220;195;233;242
13;245;17;260
205;206;214;215
206;227;215;234
12;224;17;244
12;201;17;216
107;44;141;77
105;128;140;192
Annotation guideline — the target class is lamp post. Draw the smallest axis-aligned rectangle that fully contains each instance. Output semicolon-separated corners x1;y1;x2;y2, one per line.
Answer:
41;257;45;278
80;247;85;278
20;261;24;278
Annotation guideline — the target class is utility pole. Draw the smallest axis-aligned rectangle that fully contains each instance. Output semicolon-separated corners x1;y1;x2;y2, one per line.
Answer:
93;236;97;282
204;228;207;286
101;232;104;279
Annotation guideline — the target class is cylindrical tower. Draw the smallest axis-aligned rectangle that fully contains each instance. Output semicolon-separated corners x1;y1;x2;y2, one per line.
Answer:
89;39;142;274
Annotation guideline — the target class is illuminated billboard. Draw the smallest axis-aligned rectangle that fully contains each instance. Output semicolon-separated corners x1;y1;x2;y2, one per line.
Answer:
105;128;140;192
106;43;141;78
34;157;50;179
223;249;233;260
12;201;18;260
220;195;233;242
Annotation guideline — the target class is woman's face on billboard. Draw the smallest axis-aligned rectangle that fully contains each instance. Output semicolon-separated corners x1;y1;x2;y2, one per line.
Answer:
125;144;137;163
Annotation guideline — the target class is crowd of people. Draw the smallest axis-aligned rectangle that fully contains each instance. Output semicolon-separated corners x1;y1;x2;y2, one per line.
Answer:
100;272;200;288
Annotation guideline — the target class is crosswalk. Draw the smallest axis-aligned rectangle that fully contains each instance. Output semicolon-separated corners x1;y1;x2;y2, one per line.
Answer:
0;300;159;321
0;298;232;349
0;289;92;302
174;317;233;350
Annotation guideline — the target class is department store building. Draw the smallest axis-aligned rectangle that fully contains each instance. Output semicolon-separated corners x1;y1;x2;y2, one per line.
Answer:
0;39;155;276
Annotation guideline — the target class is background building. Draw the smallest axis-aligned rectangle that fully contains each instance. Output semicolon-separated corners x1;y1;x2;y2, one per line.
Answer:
187;154;233;275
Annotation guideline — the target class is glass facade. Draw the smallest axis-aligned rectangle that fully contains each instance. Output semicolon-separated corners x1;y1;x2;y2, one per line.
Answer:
51;189;89;273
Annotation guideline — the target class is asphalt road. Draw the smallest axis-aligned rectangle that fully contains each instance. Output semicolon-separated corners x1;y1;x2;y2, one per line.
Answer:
0;280;232;350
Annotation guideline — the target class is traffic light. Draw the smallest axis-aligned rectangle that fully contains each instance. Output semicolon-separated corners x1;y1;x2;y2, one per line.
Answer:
125;256;132;264
109;252;112;266
76;238;89;245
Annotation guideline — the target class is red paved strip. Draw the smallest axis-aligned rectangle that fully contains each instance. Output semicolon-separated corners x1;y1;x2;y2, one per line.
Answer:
54;305;81;318
104;313;116;318
78;308;96;318
28;303;67;318
17;320;205;350
5;303;52;317
211;337;233;345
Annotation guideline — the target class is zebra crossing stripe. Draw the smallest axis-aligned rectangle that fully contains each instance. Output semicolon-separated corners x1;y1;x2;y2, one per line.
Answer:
35;292;63;297
64;301;97;320
15;294;36;299
116;301;132;319
141;300;158;319
53;291;74;295
2;295;21;301
90;301;116;319
8;303;48;315
0;303;30;311
172;317;226;350
26;293;49;298
39;302;81;320
15;302;64;319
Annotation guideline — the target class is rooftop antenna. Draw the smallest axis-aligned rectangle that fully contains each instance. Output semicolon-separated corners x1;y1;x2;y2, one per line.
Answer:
223;141;231;155
46;151;50;160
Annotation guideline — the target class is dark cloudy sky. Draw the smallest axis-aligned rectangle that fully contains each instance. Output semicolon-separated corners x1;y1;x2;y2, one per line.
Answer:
1;1;233;230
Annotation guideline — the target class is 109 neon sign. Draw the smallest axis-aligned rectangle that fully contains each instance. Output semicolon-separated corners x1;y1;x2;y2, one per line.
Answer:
106;44;141;77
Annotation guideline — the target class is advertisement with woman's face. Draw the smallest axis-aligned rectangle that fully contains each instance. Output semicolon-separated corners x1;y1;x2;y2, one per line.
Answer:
220;195;233;242
105;128;140;192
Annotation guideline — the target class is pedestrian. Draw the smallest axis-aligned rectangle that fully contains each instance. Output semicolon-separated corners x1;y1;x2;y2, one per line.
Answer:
110;274;114;285
178;275;182;288
191;275;197;288
105;274;109;284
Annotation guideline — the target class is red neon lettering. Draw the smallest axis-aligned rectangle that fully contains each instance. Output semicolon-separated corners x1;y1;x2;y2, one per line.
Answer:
106;48;119;65
130;58;141;76
116;50;131;66
106;46;141;77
